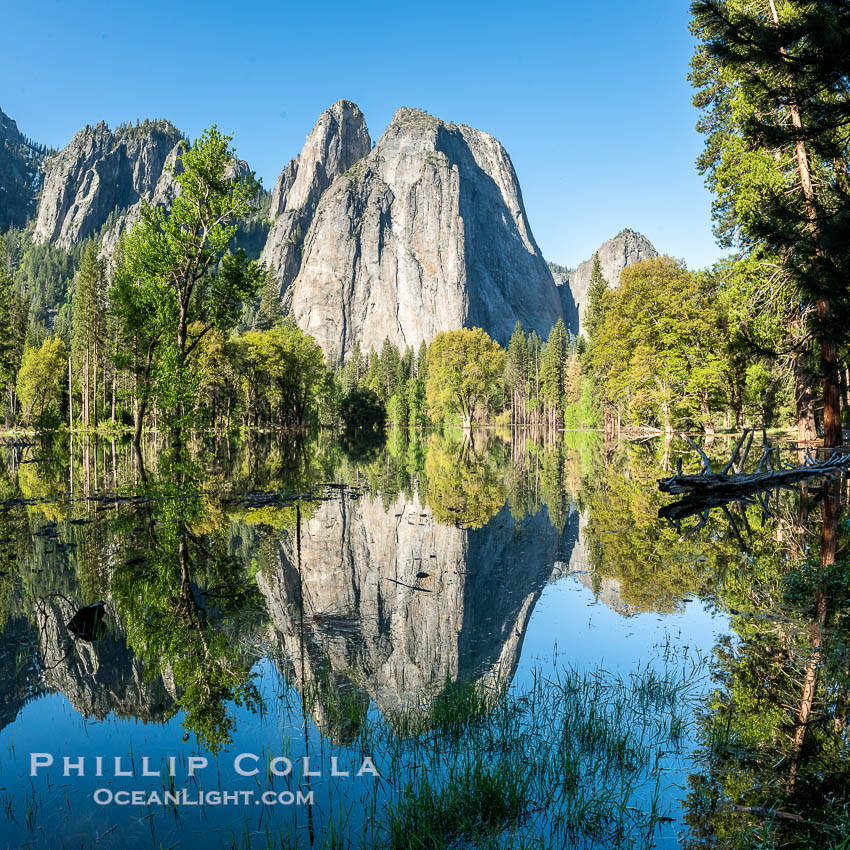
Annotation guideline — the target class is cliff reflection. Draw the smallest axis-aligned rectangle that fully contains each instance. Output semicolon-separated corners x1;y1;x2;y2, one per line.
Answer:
257;486;576;736
0;431;582;748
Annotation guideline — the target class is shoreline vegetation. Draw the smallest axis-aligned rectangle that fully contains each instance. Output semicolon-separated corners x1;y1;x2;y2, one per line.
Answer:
0;2;849;848
2;429;850;848
3;0;850;452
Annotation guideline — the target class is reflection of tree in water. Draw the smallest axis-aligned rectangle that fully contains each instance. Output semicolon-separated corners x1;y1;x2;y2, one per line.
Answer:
12;429;850;844
572;435;850;841
685;480;850;846
109;493;265;752
0;506;179;732
424;433;507;529
577;445;741;613
34;595;176;724
0;430;585;744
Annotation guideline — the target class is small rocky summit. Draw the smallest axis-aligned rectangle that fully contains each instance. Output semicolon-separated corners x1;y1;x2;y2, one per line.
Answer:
262;104;564;359
260;100;372;302
563;228;658;336
33;119;184;248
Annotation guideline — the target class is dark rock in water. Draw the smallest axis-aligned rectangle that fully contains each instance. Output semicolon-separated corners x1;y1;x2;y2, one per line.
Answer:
66;602;106;641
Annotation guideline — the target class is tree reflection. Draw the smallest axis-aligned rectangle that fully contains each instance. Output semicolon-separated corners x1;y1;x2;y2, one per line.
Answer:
685;479;850;846
424;432;506;529
110;491;265;752
576;442;743;612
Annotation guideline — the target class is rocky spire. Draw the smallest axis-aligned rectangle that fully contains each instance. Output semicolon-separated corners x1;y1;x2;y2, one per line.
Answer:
563;228;659;336
274;106;563;359
33;119;184;249
259;100;372;302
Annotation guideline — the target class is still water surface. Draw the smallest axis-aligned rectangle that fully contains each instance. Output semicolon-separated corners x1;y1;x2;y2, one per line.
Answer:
0;431;844;848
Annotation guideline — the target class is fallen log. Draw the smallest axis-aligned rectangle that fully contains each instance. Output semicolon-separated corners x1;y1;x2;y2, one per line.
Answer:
659;429;850;496
731;804;804;823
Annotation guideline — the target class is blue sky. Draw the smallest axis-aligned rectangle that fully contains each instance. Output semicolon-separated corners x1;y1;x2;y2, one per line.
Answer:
0;0;723;270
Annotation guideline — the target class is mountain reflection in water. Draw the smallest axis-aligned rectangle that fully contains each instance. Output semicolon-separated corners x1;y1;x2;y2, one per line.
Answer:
0;430;846;848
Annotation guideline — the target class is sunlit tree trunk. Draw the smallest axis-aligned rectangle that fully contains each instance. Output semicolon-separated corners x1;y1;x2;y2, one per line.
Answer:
766;0;841;446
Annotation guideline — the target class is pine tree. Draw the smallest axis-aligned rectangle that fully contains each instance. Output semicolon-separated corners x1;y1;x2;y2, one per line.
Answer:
71;244;106;428
583;254;608;340
541;318;568;430
416;341;428;380
256;269;283;330
0;265;27;426
505;321;528;424
691;0;850;446
377;338;402;403
526;331;542;424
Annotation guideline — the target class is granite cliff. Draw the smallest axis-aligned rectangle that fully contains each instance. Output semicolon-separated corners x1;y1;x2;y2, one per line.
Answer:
33;119;184;248
562;228;658;335
260;100;372;303
0;107;45;231
263;105;563;358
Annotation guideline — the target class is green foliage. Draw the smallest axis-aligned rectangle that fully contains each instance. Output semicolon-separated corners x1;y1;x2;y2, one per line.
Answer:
16;337;66;427
690;0;850;441
387;759;528;849
583;253;608;340
6;235;79;333
540;317;568;424
426;328;505;428
70;243;109;428
254;266;282;330
111;494;263;752
0;264;27;423
113;125;264;439
340;387;387;441
232;322;330;430
425;433;506;529
591;257;728;432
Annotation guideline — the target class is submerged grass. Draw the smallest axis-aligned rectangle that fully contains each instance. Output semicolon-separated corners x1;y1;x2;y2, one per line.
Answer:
6;642;707;849
284;647;710;849
386;758;529;849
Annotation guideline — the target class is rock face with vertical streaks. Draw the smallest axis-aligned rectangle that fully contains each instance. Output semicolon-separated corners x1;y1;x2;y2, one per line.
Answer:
259;100;372;304
261;105;563;359
565;228;658;335
35;597;176;723
0;106;45;231
33;119;184;249
256;490;575;736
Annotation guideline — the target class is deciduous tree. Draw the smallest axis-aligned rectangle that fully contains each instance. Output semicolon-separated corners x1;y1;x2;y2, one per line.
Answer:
426;328;506;429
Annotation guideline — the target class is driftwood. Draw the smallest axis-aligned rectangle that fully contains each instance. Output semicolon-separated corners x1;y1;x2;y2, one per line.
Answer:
731;804;804;823
659;428;850;497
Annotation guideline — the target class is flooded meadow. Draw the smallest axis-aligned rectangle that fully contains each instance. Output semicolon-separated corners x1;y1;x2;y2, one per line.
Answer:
0;430;847;849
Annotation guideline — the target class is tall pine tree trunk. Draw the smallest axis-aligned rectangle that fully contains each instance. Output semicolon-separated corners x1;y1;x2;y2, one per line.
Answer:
767;0;841;446
83;350;89;428
92;340;98;430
